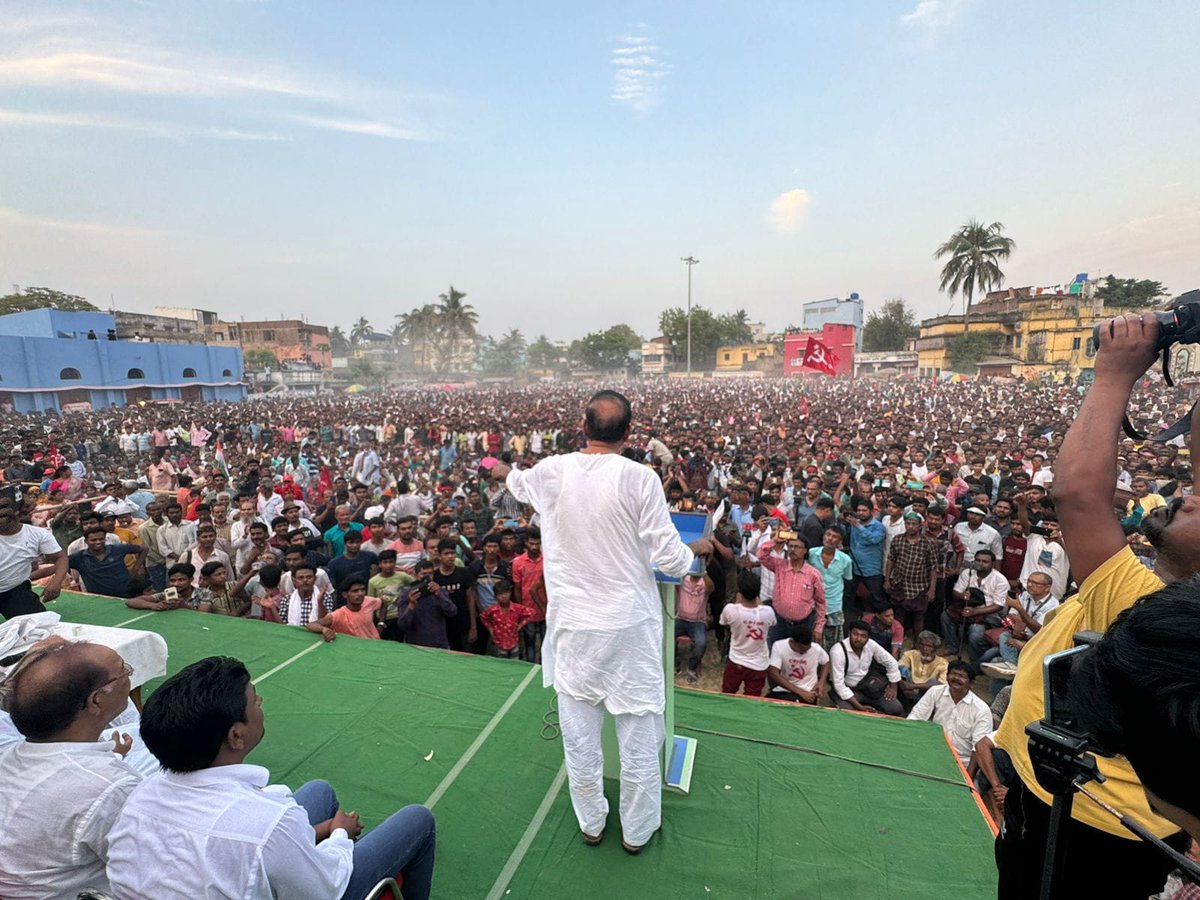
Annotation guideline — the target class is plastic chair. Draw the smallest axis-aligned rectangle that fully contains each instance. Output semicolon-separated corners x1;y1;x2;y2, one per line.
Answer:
365;875;404;900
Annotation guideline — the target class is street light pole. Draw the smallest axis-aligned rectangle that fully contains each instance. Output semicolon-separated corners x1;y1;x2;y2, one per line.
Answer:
680;256;699;374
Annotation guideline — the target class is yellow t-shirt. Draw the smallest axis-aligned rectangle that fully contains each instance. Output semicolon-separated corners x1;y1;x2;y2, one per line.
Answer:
899;649;948;684
995;546;1177;838
1125;492;1166;517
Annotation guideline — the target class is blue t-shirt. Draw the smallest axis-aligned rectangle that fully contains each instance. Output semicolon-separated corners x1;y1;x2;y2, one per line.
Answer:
69;544;141;598
808;546;853;614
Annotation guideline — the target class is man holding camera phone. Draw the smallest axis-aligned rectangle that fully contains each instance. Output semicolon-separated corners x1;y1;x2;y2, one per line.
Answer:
993;311;1193;898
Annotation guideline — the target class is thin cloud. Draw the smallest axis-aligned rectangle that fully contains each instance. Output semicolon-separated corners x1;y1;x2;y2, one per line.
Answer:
0;206;175;240
0;108;290;142
900;0;969;35
0;16;435;142
280;114;429;141
611;31;669;112
768;189;811;234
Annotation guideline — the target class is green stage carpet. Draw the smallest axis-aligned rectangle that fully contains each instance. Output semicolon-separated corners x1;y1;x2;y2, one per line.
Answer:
45;591;998;899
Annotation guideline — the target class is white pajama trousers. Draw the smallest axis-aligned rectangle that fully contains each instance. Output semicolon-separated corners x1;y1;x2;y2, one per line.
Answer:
556;692;665;846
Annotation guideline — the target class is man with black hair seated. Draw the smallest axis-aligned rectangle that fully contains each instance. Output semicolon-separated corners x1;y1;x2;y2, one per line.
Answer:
0;640;142;899
106;656;437;900
906;659;991;766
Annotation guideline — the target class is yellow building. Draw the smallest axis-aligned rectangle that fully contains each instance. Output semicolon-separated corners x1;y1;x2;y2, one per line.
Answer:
915;286;1145;378
715;342;777;372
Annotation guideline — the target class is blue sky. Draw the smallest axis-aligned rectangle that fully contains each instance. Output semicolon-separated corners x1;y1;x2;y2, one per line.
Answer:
1;1;1198;341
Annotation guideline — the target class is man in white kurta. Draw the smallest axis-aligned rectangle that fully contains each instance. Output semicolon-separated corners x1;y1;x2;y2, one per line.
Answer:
494;390;709;851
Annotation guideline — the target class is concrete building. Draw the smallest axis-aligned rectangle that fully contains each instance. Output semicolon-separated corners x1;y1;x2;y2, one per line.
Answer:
854;350;919;377
113;310;209;344
640;337;674;375
0;309;245;413
802;294;865;350
913;280;1120;378
782;323;857;378
714;342;777;372
206;319;333;369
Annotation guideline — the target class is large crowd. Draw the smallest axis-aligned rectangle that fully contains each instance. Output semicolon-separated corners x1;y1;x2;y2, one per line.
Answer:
0;360;1197;898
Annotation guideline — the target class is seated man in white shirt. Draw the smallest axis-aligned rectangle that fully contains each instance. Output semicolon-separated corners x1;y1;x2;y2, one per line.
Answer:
0;639;143;900
106;656;437;900
906;660;993;766
828;620;904;716
766;623;830;704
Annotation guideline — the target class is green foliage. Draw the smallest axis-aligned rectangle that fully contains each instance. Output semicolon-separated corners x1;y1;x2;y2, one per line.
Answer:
349;317;373;347
527;334;559;370
0;287;99;314
244;349;279;371
328;326;349;353
480;328;527;375
573;324;642;371
347;355;380;386
935;220;1016;328
1095;274;1168;308
863;298;919;352
946;332;992;374
392;286;479;375
657;306;754;370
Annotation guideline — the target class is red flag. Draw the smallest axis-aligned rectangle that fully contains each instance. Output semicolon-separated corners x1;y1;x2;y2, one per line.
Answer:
800;397;810;417
801;337;839;376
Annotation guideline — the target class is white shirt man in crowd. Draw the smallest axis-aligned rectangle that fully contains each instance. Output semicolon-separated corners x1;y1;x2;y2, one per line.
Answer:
953;506;1003;560
491;391;711;854
828;619;904;716
767;623;831;704
943;549;1010;668
156;502;198;570
0;640;141;899
0;497;66;619
907;660;992;766
106;656;436;900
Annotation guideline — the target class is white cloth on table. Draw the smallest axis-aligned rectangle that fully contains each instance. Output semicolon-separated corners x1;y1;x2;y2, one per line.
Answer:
106;764;354;900
48;622;168;689
0;739;141;900
505;452;694;715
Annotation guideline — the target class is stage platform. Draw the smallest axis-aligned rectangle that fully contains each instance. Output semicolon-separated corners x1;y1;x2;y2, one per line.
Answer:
44;590;998;899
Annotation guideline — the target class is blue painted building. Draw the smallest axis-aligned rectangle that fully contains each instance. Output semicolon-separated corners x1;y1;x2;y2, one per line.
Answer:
0;309;246;413
801;294;865;350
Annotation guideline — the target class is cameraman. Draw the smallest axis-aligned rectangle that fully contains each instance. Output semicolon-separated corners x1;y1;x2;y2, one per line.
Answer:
1070;580;1200;845
994;312;1192;898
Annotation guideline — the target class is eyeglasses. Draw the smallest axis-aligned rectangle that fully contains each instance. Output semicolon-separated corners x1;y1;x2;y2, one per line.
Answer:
99;660;134;692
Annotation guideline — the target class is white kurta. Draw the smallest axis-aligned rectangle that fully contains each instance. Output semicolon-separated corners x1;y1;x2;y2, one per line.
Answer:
506;453;694;715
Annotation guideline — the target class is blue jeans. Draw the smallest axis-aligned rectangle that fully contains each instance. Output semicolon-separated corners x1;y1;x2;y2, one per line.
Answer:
674;618;706;672
768;610;816;648
979;632;1023;669
940;610;989;659
521;620;546;664
293;780;437;900
148;564;167;592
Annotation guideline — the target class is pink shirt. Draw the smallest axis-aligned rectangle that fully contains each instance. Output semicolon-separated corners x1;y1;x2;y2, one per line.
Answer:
758;544;827;631
329;596;382;639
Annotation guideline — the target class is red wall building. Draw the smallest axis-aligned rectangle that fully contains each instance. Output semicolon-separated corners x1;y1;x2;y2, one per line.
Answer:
783;323;856;377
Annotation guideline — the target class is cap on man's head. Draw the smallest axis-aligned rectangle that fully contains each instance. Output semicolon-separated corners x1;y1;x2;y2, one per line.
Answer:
966;506;987;516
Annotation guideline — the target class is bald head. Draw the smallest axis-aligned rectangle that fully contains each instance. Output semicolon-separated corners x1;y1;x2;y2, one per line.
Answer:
7;642;126;740
584;390;632;444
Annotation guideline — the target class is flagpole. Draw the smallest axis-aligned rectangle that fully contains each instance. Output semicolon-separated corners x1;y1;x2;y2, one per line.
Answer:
680;256;699;375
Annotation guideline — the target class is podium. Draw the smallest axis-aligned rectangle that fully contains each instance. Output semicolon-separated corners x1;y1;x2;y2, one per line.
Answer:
600;511;710;794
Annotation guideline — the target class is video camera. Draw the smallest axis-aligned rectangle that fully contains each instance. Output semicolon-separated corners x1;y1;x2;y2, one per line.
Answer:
1092;290;1200;441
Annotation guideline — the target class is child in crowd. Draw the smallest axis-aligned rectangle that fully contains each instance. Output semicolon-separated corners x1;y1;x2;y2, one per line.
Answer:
125;563;198;611
767;623;830;704
247;564;283;621
320;577;382;640
479;580;532;659
675;557;713;685
369;549;415;641
719;572;776;696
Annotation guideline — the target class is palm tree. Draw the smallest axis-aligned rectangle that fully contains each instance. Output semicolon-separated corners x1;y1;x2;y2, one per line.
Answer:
935;220;1016;330
328;326;349;353
350;316;373;347
436;286;478;373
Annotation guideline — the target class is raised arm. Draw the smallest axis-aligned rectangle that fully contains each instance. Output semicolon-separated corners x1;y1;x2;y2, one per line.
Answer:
1053;313;1160;583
